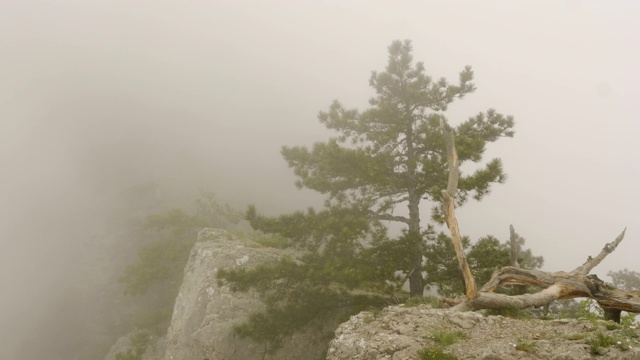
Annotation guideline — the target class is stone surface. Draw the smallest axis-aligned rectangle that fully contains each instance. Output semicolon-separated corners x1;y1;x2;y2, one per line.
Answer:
104;331;164;360
162;228;333;360
104;334;133;360
326;305;640;360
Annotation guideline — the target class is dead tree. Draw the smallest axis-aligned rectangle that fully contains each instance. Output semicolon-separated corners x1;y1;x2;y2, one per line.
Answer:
441;125;640;322
441;123;477;301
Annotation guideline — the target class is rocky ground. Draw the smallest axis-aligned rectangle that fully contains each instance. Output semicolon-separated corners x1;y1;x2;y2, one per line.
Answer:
326;305;640;360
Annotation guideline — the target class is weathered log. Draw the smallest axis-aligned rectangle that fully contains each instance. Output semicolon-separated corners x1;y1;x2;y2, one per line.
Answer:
452;230;640;320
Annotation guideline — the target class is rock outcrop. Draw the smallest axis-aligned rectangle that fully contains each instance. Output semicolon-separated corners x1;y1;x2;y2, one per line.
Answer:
107;228;640;360
327;305;640;360
104;330;164;360
161;228;332;360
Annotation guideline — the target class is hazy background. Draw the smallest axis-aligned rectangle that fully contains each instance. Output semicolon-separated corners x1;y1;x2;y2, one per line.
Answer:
1;1;639;358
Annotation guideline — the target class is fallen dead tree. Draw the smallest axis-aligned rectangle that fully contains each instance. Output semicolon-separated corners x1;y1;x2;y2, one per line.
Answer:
441;125;639;322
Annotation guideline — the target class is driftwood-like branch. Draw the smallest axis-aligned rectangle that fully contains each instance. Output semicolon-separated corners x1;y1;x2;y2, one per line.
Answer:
441;125;477;301
453;229;640;319
571;228;627;275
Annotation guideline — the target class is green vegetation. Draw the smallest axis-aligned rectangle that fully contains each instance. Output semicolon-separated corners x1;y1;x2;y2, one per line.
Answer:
277;38;514;295
217;39;520;350
216;249;393;352
418;346;459;360
515;339;536;353
565;332;587;341
424;233;542;297
431;330;466;346
586;331;618;355
548;298;639;327
417;329;465;359
575;299;604;322
119;192;242;336
564;326;640;355
541;298;639;325
608;269;640;291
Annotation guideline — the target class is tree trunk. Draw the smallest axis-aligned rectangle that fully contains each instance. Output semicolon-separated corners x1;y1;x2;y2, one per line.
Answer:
407;208;424;296
441;125;477;301
406;120;424;297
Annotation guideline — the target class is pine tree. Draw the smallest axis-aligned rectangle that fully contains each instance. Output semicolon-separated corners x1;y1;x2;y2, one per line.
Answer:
280;39;514;295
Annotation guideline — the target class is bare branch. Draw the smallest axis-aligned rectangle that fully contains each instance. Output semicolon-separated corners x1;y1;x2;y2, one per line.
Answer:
571;228;627;275
451;229;636;321
370;211;410;224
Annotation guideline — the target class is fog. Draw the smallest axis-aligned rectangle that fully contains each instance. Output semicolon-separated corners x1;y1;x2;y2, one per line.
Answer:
1;1;638;358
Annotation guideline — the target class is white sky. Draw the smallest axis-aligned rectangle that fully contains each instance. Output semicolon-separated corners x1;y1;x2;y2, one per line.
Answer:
0;0;639;357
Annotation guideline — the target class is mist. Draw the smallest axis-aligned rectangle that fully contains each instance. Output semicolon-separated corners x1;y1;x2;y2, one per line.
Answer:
1;1;639;358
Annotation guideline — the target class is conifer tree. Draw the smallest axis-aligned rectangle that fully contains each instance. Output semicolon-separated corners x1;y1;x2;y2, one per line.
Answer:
279;39;514;295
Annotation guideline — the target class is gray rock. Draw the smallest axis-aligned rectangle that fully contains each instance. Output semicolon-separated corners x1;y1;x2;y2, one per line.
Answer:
104;335;132;360
448;315;475;329
104;331;163;360
326;305;640;360
162;228;334;360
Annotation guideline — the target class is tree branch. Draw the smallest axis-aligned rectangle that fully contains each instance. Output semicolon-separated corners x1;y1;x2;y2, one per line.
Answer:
570;228;627;275
370;211;410;224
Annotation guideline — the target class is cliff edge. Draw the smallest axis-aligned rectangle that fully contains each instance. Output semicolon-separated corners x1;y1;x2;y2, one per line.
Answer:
326;305;640;360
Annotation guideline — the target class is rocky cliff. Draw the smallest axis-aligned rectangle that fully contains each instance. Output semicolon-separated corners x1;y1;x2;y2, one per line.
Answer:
327;305;640;360
107;228;334;360
164;227;334;360
106;229;640;360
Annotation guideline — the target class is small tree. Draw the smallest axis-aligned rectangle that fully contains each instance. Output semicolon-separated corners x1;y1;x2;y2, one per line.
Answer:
424;234;542;297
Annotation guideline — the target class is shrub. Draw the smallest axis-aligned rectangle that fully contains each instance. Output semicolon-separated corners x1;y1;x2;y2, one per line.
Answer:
515;339;536;353
586;331;616;355
418;346;458;360
431;330;466;346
